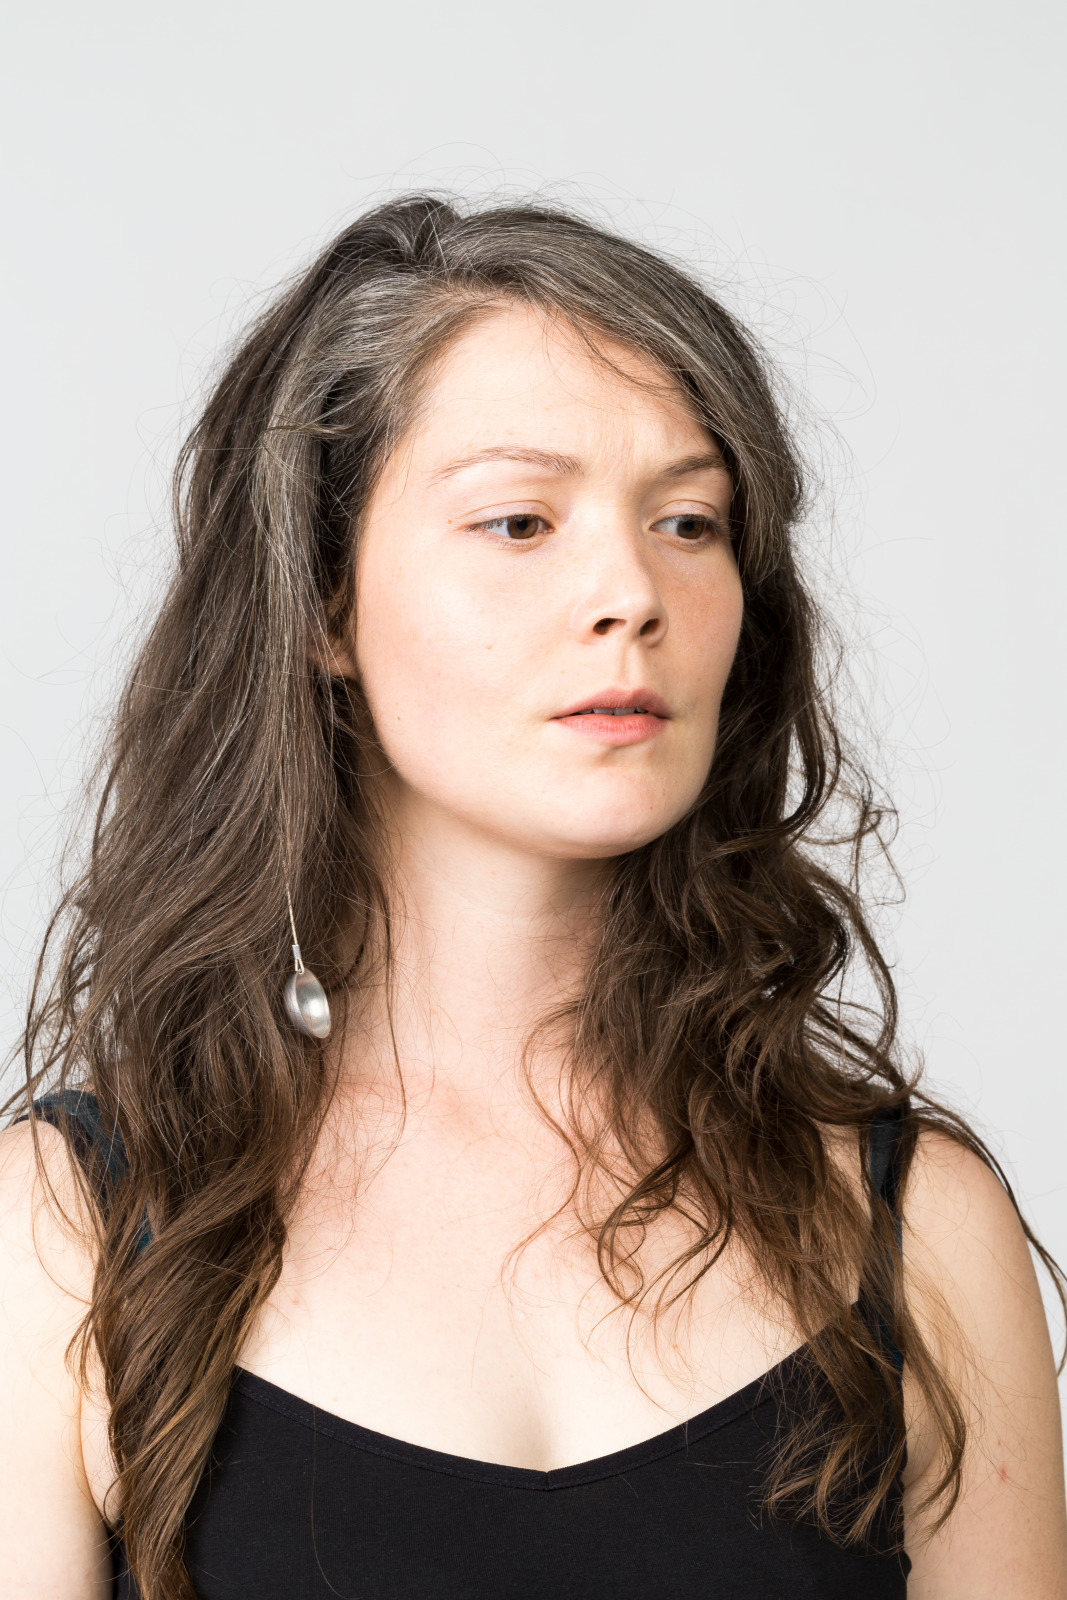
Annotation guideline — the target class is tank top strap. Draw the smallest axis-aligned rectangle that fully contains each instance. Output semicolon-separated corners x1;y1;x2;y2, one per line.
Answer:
867;1102;907;1245
14;1090;138;1234
864;1101;909;1375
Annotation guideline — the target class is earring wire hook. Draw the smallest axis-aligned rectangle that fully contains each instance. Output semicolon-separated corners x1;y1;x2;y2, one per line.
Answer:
285;886;305;975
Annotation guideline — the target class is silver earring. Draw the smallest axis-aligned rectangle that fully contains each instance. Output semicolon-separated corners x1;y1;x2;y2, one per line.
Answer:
283;889;332;1039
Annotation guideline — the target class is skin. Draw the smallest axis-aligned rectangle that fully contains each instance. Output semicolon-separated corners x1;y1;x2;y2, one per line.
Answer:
0;304;1064;1596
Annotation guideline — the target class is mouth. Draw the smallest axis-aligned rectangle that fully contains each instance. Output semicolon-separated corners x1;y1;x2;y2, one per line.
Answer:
553;688;671;720
551;689;670;745
576;705;650;717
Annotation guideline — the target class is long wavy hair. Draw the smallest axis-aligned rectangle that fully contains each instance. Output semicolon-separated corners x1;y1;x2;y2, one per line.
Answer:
8;195;1063;1599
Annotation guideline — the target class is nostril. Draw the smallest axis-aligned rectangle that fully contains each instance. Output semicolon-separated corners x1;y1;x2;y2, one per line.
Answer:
639;617;660;638
593;617;620;635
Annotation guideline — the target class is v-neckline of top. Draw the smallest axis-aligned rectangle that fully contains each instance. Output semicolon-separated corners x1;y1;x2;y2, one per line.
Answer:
230;1340;808;1492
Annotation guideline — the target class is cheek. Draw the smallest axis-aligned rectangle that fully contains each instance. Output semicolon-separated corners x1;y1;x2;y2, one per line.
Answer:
675;562;744;701
720;581;745;685
353;544;512;781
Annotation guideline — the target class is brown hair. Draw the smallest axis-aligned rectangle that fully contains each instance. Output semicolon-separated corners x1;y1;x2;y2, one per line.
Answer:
8;195;1063;1597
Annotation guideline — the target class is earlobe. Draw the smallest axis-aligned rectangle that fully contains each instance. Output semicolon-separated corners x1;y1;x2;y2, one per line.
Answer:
309;627;360;683
307;593;361;680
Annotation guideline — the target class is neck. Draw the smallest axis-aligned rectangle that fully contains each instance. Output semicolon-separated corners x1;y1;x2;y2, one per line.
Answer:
343;784;611;1109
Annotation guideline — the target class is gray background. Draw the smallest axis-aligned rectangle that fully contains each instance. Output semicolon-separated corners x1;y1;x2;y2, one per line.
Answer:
2;1;1064;1348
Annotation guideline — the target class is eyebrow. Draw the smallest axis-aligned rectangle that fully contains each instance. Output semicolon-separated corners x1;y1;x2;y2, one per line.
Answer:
427;447;582;484
659;451;729;479
426;445;728;485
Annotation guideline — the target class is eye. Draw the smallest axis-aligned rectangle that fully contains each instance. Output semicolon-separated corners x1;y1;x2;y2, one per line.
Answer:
653;513;722;543
475;513;550;542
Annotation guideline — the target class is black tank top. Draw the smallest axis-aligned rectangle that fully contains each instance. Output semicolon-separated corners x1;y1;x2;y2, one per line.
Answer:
24;1093;911;1598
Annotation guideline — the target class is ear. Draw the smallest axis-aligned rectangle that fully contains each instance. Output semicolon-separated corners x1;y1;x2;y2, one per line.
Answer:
309;611;360;682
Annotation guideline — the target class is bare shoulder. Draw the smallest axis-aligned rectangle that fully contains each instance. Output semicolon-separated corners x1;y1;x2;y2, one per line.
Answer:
0;1119;112;1597
901;1127;1067;1599
0;1115;99;1303
904;1128;1037;1278
902;1127;1057;1433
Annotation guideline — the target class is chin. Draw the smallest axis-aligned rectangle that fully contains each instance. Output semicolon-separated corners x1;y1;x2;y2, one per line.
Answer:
534;811;684;861
529;777;700;861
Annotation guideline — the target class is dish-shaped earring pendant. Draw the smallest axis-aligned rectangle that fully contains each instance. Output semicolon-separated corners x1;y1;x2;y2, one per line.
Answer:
283;944;332;1039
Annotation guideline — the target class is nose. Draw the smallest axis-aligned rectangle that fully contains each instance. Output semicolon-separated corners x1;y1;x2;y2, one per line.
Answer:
572;533;668;647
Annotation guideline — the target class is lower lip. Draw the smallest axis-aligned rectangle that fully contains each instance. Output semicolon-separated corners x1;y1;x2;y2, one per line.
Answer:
553;712;669;745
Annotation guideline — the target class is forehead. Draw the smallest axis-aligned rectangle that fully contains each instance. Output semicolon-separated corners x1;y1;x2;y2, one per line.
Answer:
406;301;717;466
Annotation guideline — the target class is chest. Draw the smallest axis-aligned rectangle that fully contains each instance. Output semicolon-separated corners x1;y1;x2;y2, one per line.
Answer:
236;1100;803;1473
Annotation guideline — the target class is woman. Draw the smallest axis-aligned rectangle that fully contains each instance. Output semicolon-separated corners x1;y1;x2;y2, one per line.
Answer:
1;196;1064;1599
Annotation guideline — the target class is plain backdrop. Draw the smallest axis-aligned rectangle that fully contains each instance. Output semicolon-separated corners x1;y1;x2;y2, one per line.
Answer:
1;0;1064;1349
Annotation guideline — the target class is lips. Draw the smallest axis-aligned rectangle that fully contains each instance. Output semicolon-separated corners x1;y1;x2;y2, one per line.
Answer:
553;688;670;720
551;688;670;746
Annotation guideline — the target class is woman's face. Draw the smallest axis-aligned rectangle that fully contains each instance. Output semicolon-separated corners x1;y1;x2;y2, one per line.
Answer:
344;304;743;862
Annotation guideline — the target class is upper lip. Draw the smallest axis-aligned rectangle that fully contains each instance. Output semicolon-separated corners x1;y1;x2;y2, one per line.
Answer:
553;688;671;719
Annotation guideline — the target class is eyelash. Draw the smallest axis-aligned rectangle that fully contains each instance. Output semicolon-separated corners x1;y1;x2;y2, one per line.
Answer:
652;513;723;544
470;513;725;545
473;514;550;542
